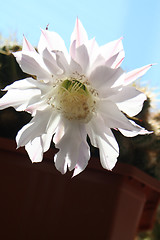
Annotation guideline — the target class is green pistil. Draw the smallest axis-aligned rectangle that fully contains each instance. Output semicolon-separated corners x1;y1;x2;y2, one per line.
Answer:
61;79;89;95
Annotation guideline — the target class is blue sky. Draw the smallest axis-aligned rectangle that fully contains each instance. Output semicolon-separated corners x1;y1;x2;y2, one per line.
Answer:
1;0;160;107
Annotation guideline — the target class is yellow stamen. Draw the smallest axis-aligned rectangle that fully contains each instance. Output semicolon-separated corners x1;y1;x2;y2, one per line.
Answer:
54;79;96;122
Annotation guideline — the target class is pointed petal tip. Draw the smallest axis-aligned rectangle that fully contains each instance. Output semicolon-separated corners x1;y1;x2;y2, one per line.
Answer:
146;63;154;68
40;28;46;36
75;17;82;27
22;35;35;52
124;63;153;86
140;129;153;135
40;28;45;32
40;28;49;37
72;165;83;178
16;140;21;149
151;63;157;66
108;168;113;171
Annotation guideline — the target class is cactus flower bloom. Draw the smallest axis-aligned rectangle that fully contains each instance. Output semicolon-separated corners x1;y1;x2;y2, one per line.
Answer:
0;19;152;176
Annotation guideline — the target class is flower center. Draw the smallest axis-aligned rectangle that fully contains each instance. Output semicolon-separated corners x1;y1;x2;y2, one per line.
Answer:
49;78;97;122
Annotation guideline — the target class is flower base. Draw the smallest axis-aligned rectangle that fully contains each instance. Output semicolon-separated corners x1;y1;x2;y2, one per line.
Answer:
0;137;160;240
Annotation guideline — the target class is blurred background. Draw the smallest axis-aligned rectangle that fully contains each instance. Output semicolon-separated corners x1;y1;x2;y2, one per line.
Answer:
1;0;160;239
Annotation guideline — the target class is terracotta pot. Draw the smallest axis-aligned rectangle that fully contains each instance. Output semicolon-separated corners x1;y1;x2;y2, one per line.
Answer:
0;137;160;240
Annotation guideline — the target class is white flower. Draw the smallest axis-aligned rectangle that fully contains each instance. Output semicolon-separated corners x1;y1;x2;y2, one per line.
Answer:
0;18;152;176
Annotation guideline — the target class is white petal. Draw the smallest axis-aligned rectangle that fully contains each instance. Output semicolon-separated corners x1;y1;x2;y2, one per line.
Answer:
98;131;119;170
124;64;152;85
70;40;76;60
16;108;52;147
70;18;88;48
54;152;68;175
38;29;69;60
69;57;82;75
22;36;36;52
25;137;43;163
13;50;52;82
87;115;119;152
86;38;99;65
87;117;119;170
0;88;40;111
73;44;89;73
54;121;89;174
13;51;23;62
100;37;124;61
89;66;125;97
72;141;90;177
13;36;36;61
0;78;50;113
4;78;50;94
71;38;99;74
54;122;78;173
53;119;65;144
25;112;60;163
109;86;146;116
119;120;152;137
98;99;142;131
25;97;47;115
25;97;49;116
54;51;70;75
20;53;52;81
4;78;37;91
42;48;63;75
105;51;124;68
90;54;105;72
42;112;61;152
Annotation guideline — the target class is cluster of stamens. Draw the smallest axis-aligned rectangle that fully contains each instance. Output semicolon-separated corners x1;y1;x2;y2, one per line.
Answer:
48;76;97;122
